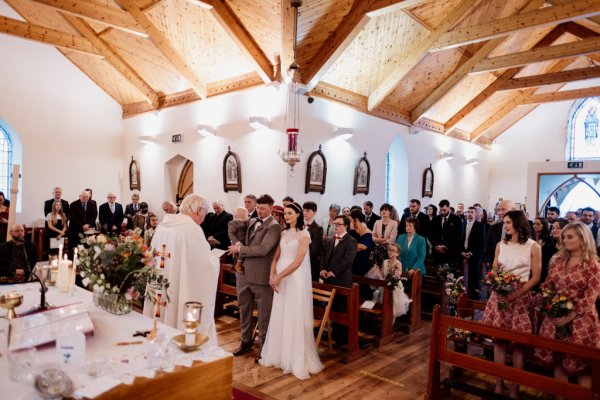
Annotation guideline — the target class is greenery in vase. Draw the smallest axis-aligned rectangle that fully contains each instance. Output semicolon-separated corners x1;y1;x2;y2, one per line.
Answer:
77;232;170;304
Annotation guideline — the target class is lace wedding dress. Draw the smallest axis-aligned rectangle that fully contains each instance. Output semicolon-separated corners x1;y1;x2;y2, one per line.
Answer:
259;229;324;379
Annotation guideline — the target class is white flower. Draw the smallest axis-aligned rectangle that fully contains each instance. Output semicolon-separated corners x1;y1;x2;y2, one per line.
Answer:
446;288;451;295
100;274;105;280
80;271;86;278
94;246;101;255
566;302;574;310
447;273;455;280
96;235;107;244
82;277;90;287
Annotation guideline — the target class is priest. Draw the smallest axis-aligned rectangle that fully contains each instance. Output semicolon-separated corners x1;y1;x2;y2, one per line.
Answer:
143;194;220;347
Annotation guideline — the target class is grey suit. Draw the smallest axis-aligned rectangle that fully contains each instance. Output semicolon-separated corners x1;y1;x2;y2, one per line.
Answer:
320;233;357;288
236;216;281;347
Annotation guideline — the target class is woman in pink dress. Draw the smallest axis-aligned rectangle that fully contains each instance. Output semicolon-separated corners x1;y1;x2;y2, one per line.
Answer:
481;210;541;398
535;222;600;388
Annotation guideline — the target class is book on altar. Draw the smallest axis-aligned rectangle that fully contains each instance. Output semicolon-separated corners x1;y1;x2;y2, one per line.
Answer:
360;300;376;310
211;248;227;259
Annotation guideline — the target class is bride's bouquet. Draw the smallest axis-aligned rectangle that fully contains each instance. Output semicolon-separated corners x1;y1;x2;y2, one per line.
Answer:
483;269;521;310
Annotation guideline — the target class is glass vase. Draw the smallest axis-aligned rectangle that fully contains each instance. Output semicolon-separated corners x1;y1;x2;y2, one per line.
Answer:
93;289;131;315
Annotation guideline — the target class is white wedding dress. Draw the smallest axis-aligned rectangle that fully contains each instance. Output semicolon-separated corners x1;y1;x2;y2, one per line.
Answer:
259;229;324;379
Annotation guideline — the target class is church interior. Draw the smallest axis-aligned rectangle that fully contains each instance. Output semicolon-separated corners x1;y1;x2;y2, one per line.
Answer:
1;0;600;399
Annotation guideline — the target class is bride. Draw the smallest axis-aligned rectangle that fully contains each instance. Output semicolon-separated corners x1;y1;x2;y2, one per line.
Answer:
259;202;323;379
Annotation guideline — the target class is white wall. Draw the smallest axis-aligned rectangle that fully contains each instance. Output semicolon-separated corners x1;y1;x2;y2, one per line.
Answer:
0;1;123;225
123;84;492;222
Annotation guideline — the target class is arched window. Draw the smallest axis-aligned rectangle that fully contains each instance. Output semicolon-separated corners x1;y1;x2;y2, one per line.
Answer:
566;97;600;161
0;126;13;196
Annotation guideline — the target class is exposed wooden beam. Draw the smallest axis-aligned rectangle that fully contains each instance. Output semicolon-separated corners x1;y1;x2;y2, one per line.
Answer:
122;72;263;118
498;66;600;91
0;15;102;56
548;0;600;28
63;15;159;107
444;25;567;132
202;0;272;83
366;0;428;17
280;0;295;80
115;0;208;99
563;21;600;38
521;86;600;104
469;91;532;142
410;0;546;123
30;0;146;36
432;0;600;51
140;0;165;13
367;0;476;111
472;35;600;74
303;0;377;91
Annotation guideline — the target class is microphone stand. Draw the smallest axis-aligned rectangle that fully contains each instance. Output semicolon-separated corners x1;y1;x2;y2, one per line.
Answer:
29;270;49;311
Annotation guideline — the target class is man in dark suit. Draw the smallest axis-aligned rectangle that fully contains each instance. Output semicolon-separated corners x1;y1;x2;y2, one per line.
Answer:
320;215;357;346
203;200;233;250
363;201;380;231
43;187;70;219
581;207;598;241
483;199;515;265
99;192;125;236
302;201;323;281
0;224;37;282
244;194;258;219
399;199;429;237
69;190;98;249
124;193;141;230
461;206;484;299
229;194;281;357
429;199;463;267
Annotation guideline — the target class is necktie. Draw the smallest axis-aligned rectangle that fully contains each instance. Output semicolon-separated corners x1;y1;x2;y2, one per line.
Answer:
442;216;447;227
82;202;87;211
134;204;138;211
465;222;472;248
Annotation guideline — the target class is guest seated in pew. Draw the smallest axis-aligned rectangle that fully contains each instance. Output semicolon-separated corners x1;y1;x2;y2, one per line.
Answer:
481;210;541;399
535;222;600;388
0;224;37;283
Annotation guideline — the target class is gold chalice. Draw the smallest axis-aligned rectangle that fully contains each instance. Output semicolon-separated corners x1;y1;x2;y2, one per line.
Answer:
0;292;23;320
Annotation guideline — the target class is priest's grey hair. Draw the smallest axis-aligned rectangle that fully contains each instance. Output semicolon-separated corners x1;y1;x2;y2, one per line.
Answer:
179;194;209;214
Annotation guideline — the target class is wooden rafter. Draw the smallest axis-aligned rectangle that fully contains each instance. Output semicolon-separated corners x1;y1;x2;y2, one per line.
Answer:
63;15;159;107
0;15;102;56
472;35;600;74
30;0;146;37
303;0;377;91
115;0;208;99
521;87;600;104
432;0;600;51
366;0;429;17
498;67;600;91
280;0;295;80
203;0;272;83
367;0;476;111
444;25;567;132
409;0;546;123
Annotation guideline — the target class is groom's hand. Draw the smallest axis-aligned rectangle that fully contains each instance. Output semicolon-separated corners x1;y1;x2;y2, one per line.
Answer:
228;244;240;255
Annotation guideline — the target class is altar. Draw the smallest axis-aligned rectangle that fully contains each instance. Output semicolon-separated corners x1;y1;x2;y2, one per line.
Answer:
0;283;233;399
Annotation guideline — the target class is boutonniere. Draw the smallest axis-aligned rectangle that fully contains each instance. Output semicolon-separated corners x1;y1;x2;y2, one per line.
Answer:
256;224;265;231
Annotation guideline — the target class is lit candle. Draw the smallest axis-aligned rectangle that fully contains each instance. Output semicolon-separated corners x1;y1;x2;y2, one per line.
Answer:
183;301;202;346
58;243;63;260
57;259;72;293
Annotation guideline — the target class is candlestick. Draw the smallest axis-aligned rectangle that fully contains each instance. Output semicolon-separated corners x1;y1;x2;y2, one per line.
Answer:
182;302;202;346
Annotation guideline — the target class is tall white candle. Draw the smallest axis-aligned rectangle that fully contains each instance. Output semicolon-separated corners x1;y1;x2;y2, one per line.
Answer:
72;248;78;287
58;243;63;260
57;259;72;292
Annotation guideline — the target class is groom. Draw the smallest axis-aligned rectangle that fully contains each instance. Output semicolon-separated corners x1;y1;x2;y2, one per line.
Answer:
229;194;281;357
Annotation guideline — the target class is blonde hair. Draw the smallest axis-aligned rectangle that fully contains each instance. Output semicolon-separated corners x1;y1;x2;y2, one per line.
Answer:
51;201;67;226
556;222;599;264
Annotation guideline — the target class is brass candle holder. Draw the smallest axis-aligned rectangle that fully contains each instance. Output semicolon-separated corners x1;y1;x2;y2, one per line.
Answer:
0;292;23;320
183;302;202;347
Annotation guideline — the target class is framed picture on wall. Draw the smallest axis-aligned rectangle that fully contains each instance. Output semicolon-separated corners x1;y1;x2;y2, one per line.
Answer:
353;152;370;195
222;146;242;192
305;145;327;194
129;156;141;191
422;164;434;198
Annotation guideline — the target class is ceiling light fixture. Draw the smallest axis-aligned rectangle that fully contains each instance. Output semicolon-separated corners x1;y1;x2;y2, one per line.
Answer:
440;151;454;160
466;157;479;166
333;127;353;141
249;116;271;130
139;135;156;144
197;124;216;137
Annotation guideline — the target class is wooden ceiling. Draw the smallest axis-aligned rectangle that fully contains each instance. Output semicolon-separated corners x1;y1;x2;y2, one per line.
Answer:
3;0;600;147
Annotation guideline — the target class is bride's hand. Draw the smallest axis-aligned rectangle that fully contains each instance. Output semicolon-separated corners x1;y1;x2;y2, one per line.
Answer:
269;274;280;287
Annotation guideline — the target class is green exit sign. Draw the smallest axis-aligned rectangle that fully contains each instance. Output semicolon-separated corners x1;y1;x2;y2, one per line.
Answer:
567;161;583;168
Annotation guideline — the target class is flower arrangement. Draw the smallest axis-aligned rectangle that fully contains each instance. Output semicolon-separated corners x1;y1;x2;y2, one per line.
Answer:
483;269;521;310
77;232;169;306
445;273;466;306
535;287;575;339
447;327;473;343
385;263;407;292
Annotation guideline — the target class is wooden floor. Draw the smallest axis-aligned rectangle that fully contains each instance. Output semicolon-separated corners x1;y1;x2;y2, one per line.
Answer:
215;315;552;400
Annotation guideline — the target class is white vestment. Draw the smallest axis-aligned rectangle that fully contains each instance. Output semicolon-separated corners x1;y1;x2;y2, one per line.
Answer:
143;213;219;347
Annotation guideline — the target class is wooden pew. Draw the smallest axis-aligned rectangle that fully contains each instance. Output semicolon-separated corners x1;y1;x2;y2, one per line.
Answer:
312;281;361;363
425;305;600;400
215;263;237;317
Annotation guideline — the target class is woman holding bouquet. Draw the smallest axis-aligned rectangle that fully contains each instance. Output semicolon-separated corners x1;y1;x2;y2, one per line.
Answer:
482;210;541;398
535;222;600;387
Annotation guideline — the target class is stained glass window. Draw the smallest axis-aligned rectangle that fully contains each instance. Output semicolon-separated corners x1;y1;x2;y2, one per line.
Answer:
385;152;390;204
566;97;600;161
0;126;12;197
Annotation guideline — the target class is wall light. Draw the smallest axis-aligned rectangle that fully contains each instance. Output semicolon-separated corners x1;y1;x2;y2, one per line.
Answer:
139;135;156;144
197;124;216;137
249;116;271;130
333;127;353;141
466;158;479;166
440;151;454;160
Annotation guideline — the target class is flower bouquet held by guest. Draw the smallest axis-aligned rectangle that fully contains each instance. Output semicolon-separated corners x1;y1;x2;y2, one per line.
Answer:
481;210;541;399
483;269;521;310
535;223;600;388
228;207;249;273
382;244;412;320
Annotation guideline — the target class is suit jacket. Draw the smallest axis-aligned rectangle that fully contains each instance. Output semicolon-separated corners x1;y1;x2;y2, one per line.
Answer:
125;203;141;229
0;240;37;280
44;199;70;219
399;212;429;238
365;212;381;231
483;222;503;264
429;213;463;264
396;233;426;278
202;211;233;250
238;216;281;286
69;199;98;243
306;221;323;279
462;220;485;257
320;233;357;288
99;202;125;234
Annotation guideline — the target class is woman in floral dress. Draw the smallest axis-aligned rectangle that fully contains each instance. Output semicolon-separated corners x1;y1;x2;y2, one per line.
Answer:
535;222;600;387
481;210;541;398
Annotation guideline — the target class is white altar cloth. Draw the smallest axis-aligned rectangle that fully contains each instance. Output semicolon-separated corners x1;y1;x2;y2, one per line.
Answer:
0;283;229;399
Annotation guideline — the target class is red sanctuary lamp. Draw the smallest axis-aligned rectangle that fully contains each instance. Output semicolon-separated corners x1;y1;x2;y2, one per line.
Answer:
280;81;303;175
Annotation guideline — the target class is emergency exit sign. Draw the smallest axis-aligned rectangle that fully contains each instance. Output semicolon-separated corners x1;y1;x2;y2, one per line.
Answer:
567;161;583;168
